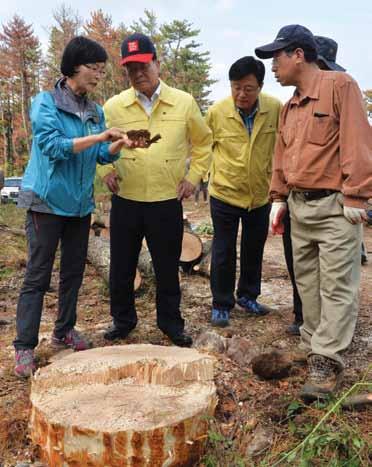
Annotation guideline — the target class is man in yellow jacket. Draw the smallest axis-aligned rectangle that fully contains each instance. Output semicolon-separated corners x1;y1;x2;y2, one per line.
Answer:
98;33;212;346
206;56;281;327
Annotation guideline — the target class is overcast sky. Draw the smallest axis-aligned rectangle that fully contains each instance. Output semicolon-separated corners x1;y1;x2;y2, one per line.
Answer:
2;0;371;103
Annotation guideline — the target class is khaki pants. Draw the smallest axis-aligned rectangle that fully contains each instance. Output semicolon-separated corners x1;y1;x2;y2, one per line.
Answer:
288;192;361;368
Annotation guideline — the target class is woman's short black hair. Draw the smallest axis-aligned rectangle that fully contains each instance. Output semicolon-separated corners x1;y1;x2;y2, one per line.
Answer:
60;36;108;77
229;56;265;85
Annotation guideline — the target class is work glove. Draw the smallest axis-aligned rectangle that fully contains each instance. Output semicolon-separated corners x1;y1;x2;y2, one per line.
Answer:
270;202;287;235
343;206;368;224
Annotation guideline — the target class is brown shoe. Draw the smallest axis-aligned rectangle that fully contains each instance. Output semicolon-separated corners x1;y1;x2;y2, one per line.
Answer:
300;354;343;401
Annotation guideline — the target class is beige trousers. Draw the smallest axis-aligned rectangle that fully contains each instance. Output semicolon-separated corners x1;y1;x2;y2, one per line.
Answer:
288;192;361;367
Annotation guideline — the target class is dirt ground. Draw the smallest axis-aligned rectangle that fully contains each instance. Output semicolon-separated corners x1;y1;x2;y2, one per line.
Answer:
0;200;371;466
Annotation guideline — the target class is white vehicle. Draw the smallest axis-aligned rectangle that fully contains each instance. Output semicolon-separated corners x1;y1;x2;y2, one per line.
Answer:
0;176;22;204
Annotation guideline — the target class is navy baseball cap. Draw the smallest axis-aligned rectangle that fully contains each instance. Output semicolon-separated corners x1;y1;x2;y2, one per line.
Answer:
121;33;157;65
255;24;318;59
315;36;345;71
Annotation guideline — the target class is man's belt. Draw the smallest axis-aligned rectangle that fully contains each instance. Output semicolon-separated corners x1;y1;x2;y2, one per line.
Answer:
292;189;337;201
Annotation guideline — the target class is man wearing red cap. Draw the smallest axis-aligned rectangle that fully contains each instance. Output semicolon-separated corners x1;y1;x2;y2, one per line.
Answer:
98;33;212;347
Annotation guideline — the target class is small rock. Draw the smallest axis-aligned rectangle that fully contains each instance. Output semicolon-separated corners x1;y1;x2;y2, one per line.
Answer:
193;331;227;353
226;336;259;367
245;426;273;457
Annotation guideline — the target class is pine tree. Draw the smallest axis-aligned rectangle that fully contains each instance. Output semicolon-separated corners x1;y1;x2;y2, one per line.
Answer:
43;4;82;88
84;10;129;103
364;90;372;119
0;15;41;173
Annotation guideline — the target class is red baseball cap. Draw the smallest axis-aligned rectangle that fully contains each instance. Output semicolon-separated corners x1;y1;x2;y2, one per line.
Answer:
120;33;157;65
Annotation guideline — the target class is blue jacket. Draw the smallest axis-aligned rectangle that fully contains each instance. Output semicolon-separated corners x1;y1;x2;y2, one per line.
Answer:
21;83;118;217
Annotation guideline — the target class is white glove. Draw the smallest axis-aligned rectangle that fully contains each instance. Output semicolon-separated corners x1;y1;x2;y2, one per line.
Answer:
343;206;367;224
270;202;287;234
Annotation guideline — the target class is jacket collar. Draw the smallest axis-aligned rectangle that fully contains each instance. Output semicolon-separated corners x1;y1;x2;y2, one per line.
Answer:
121;79;177;108
51;78;100;123
227;93;269;119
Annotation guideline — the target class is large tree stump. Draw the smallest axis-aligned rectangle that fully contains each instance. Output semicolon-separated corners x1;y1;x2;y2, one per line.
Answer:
30;344;217;467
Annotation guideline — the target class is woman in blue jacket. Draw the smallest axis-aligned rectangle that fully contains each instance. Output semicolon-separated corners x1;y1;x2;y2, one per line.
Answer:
14;36;132;378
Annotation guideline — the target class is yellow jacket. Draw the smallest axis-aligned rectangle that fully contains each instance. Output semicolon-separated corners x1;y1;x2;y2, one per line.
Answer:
98;80;212;202
206;93;282;209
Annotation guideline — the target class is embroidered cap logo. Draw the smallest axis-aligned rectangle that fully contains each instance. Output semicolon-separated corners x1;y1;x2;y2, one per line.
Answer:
128;41;139;53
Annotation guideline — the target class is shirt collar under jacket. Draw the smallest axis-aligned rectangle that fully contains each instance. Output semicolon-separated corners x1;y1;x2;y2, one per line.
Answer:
237;101;259;135
121;80;177;109
135;81;161;115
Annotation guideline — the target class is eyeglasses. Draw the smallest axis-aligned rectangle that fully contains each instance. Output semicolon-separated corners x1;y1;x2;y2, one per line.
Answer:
83;64;106;76
231;85;260;95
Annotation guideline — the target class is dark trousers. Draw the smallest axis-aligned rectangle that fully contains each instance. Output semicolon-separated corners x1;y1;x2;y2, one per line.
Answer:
14;211;90;350
210;196;270;310
282;209;303;322
109;195;184;336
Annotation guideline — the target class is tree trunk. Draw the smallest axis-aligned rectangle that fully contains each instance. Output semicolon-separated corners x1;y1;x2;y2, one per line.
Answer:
87;235;145;289
30;344;217;466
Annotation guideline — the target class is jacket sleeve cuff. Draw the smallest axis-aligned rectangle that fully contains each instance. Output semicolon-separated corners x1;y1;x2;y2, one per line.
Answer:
343;196;368;208
62;138;74;157
97;143;120;164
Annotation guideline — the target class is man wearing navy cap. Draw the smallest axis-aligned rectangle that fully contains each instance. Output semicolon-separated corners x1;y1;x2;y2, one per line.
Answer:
256;25;372;400
283;35;347;336
98;33;212;347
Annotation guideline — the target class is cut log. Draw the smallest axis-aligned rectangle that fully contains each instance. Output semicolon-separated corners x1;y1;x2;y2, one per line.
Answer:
180;231;203;273
193;239;213;277
30;344;217;466
87;236;142;290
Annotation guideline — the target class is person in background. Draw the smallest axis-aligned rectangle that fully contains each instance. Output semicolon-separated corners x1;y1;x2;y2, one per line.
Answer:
194;173;209;206
205;56;281;327
283;35;346;336
14;36;132;378
99;33;212;347
256;25;372;400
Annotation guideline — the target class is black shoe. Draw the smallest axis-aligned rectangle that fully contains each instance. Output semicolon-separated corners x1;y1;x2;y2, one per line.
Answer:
167;332;193;348
286;320;303;336
104;325;134;341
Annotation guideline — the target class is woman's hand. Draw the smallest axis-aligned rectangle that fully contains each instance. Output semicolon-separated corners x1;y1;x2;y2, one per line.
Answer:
108;134;137;154
98;128;127;143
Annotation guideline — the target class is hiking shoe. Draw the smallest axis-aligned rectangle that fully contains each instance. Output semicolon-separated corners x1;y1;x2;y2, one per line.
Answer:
236;297;270;316
300;354;343;401
14;349;36;378
211;308;230;327
52;328;91;351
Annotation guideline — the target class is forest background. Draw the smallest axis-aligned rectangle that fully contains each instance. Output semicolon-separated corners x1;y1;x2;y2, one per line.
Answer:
0;6;216;175
0;4;371;176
